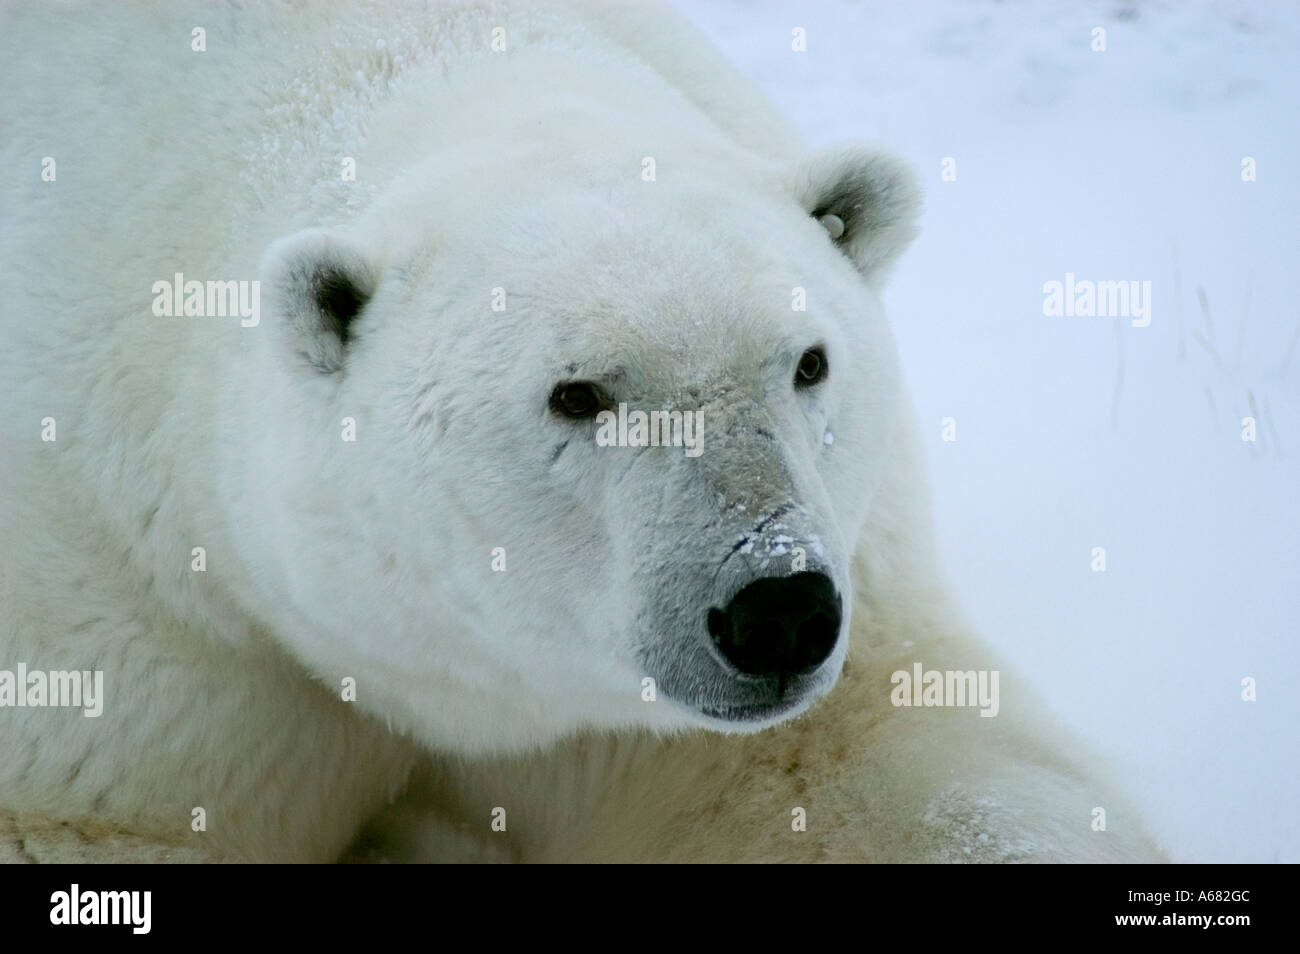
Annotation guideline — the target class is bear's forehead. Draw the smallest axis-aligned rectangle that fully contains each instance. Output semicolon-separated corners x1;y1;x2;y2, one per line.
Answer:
400;172;859;380
483;173;802;268
492;197;834;323
518;262;816;358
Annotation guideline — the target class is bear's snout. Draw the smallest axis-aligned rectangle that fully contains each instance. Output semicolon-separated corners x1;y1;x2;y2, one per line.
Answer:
706;572;842;683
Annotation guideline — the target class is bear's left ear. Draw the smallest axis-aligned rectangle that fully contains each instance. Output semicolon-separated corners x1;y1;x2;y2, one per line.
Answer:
792;146;921;283
259;228;380;374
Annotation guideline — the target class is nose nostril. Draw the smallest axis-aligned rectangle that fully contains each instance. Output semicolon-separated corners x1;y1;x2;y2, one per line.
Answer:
794;612;838;670
706;607;729;642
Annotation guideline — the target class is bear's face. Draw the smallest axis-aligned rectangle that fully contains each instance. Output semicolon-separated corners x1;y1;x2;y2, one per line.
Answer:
252;147;919;752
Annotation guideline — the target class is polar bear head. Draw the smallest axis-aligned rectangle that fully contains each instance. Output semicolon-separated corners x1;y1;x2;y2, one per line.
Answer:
244;145;919;753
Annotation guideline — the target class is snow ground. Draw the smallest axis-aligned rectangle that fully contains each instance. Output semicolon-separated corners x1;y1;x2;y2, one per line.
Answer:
675;0;1300;862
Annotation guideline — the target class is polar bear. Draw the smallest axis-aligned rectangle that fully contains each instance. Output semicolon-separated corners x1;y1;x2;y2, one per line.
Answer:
0;0;1162;863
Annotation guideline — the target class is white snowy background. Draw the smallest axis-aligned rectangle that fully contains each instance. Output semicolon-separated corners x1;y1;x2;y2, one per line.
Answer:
675;0;1299;863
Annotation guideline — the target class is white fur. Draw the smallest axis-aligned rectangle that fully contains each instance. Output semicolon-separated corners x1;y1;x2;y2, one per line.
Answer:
0;0;1162;862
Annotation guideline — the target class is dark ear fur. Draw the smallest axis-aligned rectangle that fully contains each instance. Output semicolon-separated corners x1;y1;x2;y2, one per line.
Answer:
794;147;921;282
260;228;379;373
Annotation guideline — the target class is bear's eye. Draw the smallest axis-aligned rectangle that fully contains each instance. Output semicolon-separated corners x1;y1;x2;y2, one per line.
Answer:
795;347;828;388
549;381;610;419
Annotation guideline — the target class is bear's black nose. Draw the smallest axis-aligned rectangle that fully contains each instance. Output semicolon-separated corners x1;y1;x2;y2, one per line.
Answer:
707;572;841;679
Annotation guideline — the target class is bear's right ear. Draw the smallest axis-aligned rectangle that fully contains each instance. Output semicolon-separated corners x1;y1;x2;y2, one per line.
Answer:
259;228;380;374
